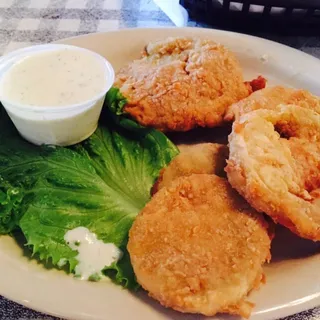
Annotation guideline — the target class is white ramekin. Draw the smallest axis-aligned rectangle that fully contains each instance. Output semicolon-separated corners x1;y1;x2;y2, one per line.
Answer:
0;44;115;146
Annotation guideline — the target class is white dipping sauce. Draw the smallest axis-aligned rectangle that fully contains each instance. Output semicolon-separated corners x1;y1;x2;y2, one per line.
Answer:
64;227;122;281
0;48;108;106
0;44;115;146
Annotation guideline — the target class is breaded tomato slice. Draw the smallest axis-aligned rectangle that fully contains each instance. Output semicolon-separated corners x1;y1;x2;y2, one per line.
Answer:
128;174;271;318
115;37;254;132
225;86;320;121
226;104;320;240
153;143;228;192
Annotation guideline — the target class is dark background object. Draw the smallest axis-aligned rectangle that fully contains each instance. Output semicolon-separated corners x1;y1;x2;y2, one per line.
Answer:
180;0;320;35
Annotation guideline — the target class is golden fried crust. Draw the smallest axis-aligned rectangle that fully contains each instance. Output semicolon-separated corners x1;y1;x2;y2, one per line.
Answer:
128;174;271;318
154;143;229;192
226;104;320;240
115;37;251;132
225;86;320;121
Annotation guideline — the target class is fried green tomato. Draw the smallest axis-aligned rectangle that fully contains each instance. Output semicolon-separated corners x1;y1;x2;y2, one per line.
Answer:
153;142;228;193
226;104;320;241
128;174;271;318
225;85;320;121
115;37;254;132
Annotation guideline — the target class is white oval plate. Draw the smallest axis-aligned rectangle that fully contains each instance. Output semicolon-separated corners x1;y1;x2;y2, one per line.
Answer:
1;28;320;320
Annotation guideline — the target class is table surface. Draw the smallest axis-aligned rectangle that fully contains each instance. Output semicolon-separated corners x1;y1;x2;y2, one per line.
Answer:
0;0;320;319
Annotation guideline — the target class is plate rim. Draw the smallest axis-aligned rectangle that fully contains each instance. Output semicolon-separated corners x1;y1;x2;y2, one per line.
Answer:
56;26;320;65
0;27;320;320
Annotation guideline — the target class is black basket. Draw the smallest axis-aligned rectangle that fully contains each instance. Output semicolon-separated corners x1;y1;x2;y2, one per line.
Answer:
180;0;320;35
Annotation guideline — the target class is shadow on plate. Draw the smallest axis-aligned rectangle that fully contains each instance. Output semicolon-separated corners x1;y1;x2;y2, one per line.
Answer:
167;125;231;146
131;289;240;320
271;225;320;262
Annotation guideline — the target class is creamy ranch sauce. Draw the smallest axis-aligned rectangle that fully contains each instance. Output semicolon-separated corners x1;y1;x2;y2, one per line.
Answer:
64;227;122;281
0;48;108;106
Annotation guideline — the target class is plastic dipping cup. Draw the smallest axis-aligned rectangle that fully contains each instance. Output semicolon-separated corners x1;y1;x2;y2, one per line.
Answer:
0;44;115;146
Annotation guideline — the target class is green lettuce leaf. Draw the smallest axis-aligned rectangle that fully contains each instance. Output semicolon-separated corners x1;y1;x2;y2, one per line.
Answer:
0;90;178;289
105;86;128;116
105;87;147;132
0;177;24;235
